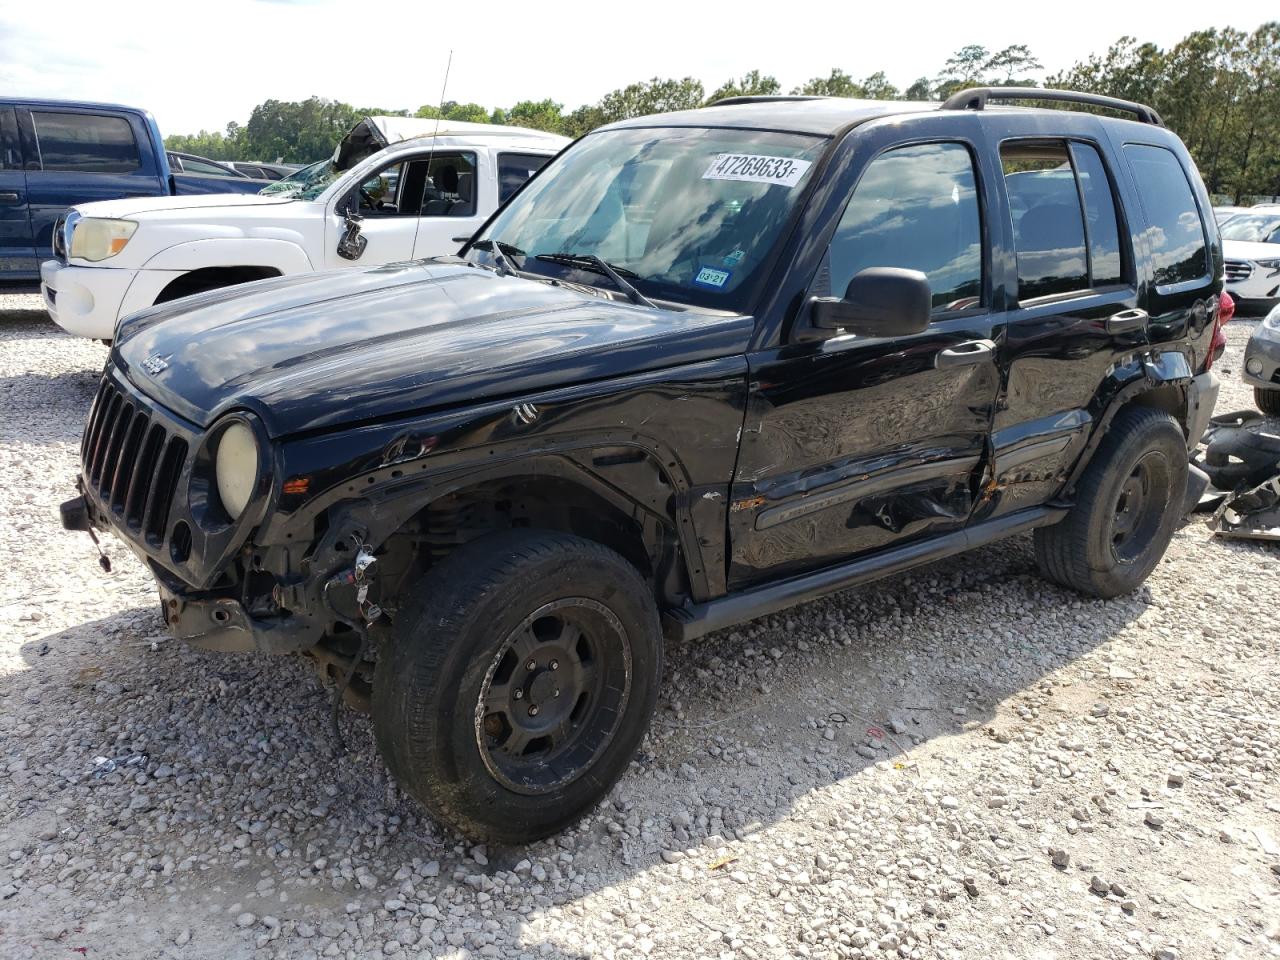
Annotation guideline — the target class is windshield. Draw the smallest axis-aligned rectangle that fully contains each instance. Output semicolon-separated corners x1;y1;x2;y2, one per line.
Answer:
258;159;338;199
1220;213;1280;244
474;126;826;310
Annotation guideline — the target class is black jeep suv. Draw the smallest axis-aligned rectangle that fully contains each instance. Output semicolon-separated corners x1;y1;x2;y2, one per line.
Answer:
63;88;1224;843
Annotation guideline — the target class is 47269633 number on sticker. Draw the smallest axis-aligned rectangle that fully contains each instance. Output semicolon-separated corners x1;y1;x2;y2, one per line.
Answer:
702;154;813;187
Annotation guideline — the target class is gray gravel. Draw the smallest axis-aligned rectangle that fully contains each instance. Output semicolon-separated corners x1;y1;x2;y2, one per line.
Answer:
2;292;1278;960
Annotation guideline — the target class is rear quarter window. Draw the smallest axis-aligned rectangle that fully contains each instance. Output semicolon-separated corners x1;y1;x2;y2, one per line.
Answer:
1123;144;1208;287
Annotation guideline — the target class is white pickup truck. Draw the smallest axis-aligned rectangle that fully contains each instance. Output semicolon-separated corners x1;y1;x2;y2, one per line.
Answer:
41;117;568;340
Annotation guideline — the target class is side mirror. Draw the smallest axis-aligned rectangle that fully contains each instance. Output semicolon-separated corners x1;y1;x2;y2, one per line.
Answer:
810;267;932;338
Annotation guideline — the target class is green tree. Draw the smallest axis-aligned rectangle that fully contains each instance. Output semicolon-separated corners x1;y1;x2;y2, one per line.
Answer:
859;71;900;100
903;77;933;100
985;44;1043;85
791;68;864;97
707;70;780;102
934;44;990;98
596;77;706;124
501;99;566;134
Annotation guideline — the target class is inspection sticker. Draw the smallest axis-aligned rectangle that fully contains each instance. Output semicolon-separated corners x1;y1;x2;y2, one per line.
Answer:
694;266;731;288
702;153;812;187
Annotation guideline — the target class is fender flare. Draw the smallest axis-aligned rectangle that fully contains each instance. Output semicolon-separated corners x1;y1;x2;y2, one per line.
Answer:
1059;350;1194;498
141;237;313;274
267;432;719;606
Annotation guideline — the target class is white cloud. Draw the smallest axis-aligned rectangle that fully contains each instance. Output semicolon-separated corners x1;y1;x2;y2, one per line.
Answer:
1;0;1276;138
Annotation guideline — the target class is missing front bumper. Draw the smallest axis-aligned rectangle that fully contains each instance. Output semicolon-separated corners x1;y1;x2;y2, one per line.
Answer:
157;582;325;655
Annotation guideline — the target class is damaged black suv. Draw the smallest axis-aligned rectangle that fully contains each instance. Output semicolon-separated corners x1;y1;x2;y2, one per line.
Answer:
63;88;1224;843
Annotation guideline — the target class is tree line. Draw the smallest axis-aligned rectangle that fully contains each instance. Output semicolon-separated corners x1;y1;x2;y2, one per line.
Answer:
167;23;1279;202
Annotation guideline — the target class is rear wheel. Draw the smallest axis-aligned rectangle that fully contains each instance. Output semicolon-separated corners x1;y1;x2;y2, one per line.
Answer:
372;530;662;843
1034;406;1187;598
1256;387;1280;417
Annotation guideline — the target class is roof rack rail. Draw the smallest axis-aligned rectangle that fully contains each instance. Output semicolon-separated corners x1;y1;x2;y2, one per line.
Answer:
710;95;826;107
940;87;1164;126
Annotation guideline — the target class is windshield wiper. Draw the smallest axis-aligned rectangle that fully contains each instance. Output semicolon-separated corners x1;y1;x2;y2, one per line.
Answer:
471;238;524;277
534;253;657;308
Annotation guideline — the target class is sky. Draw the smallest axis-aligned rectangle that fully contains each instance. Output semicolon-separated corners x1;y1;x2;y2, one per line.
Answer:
1;0;1276;137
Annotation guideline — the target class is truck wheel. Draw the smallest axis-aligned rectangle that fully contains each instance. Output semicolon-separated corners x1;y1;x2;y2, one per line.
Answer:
372;530;663;843
1034;407;1187;599
1256;387;1280;417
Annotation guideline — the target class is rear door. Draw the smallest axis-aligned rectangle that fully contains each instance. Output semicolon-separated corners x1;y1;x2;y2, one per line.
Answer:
0;106;35;282
20;107;167;259
981;117;1146;519
729;115;1002;587
410;150;485;259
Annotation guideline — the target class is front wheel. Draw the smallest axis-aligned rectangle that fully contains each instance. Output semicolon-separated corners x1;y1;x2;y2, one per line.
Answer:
1034;406;1187;598
1256;387;1280;417
372;530;663;843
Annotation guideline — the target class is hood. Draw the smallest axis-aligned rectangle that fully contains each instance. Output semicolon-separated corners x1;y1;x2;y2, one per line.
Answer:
73;192;294;220
112;261;752;437
1223;238;1280;262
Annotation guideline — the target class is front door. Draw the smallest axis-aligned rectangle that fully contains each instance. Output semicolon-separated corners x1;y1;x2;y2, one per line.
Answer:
0;107;34;282
324;150;481;269
729;127;1001;588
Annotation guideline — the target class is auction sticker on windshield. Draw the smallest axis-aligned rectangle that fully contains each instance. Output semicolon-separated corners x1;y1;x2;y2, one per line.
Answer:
703;154;812;187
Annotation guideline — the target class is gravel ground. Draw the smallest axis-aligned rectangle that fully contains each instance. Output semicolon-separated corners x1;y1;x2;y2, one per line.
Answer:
1;291;1278;960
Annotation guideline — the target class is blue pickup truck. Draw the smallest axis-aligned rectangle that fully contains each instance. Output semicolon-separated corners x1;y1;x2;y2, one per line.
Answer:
1;98;267;285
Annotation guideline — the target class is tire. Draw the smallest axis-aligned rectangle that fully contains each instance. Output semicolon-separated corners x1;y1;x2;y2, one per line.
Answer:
1034;406;1188;599
1256;387;1280;417
372;529;663;843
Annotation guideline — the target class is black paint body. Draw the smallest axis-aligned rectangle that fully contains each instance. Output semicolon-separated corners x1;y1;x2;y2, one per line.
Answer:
70;98;1223;652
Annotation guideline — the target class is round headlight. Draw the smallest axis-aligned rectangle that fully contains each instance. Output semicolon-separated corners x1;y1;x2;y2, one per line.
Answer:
215;421;260;519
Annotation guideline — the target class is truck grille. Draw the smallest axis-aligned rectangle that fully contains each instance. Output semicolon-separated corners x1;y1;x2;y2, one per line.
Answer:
1225;259;1253;282
81;377;188;545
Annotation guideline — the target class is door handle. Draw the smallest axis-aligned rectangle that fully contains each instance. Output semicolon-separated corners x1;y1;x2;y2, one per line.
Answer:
1106;308;1148;334
935;338;995;369
0;192;20;204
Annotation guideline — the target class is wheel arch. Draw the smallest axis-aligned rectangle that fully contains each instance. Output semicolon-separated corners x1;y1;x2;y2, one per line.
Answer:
308;448;712;614
141;238;312;303
1061;351;1195;499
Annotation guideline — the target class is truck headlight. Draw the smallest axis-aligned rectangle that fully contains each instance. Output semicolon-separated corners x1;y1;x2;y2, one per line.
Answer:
69;218;138;262
214;421;260;519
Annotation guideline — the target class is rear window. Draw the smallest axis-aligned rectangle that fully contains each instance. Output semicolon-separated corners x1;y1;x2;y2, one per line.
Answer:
1123;144;1208;287
497;152;550;203
32;111;141;173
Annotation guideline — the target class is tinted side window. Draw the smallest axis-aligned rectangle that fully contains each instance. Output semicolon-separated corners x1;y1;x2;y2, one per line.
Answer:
1070;142;1125;287
498;152;550;203
0;108;21;170
1001;141;1087;300
31;112;140;173
181;157;236;177
1123;144;1208;287
828;142;983;312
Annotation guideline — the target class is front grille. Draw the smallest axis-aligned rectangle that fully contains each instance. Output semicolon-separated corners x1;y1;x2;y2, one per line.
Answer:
1225;259;1253;282
52;214;67;261
82;377;188;545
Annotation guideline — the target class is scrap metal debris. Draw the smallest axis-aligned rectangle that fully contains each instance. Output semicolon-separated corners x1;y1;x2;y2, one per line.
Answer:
1192;409;1280;541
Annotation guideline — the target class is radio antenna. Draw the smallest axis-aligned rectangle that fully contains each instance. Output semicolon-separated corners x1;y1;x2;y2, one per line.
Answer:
413;49;453;257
